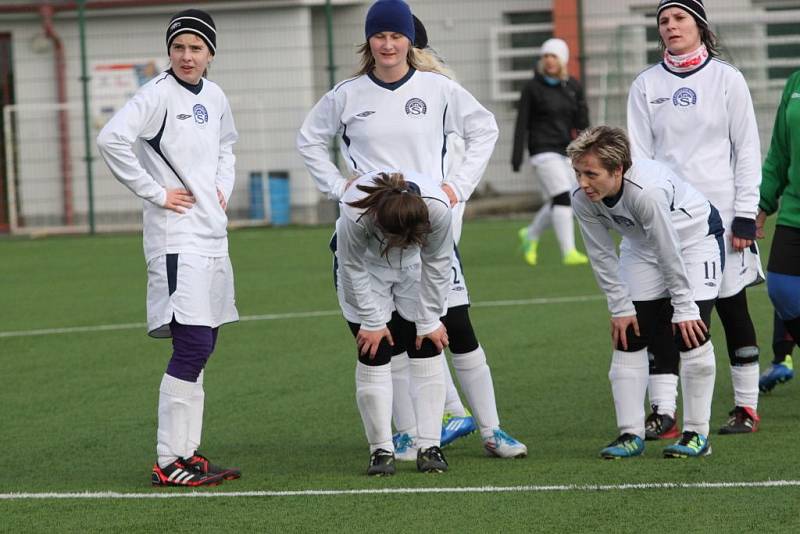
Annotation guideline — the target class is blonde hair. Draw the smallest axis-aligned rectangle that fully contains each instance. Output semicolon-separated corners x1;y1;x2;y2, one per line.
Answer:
567;126;632;174
355;43;453;79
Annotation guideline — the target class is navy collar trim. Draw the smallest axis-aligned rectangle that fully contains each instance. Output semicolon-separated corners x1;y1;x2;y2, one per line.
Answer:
368;67;416;91
168;69;203;95
603;179;624;208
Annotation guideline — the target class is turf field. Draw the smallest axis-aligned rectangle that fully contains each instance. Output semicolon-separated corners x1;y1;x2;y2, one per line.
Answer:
1;218;799;532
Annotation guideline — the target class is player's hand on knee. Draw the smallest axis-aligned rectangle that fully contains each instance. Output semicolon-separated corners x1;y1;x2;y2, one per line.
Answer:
357;327;393;359
163;188;196;213
417;323;449;352
675;319;707;349
610;315;639;351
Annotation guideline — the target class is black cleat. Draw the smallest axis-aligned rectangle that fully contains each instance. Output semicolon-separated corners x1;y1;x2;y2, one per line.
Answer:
718;406;760;434
151;459;224;487
644;406;681;441
417;446;448;473
367;449;396;476
184;451;242;480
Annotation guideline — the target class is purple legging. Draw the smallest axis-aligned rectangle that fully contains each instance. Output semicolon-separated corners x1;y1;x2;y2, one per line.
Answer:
166;319;219;382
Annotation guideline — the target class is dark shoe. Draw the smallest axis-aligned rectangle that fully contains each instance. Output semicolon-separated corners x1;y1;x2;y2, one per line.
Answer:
367;449;396;476
184;451;241;480
151;459;224;487
644;406;681;441
718;406;760;434
417;446;448;473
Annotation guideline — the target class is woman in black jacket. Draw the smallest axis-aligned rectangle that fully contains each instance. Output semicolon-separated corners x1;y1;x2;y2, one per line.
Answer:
512;38;589;266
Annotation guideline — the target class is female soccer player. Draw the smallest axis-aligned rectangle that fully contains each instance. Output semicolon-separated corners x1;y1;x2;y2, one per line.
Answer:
97;9;241;487
336;170;453;475
512;38;589;267
569;126;722;459
758;68;800;392
297;0;526;460
627;0;763;436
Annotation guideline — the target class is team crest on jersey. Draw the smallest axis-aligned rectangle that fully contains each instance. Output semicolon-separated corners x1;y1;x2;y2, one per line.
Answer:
405;98;427;117
672;87;697;107
611;215;635;228
193;104;209;126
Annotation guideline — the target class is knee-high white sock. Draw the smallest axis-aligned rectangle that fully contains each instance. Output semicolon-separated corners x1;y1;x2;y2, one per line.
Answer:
186;369;205;455
410;354;446;449
608;349;649;439
680;343;716;436
648;373;679;418
356;361;393;453
528;204;551;241
731;363;759;410
391;353;416;437
443;357;467;417
157;373;196;468
552;205;577;255
451;346;499;438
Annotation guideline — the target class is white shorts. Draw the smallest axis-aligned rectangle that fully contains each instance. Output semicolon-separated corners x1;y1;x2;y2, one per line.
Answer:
719;237;765;298
336;260;421;325
530;152;575;199
619;234;722;303
146;253;238;338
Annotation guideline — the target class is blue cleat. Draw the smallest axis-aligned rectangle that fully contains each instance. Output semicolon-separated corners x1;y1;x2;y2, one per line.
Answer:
440;412;477;446
599;433;644;459
392;432;417;462
663;431;711;458
759;356;794;393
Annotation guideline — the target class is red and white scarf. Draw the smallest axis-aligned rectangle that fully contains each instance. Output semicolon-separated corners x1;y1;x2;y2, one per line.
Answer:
664;44;708;73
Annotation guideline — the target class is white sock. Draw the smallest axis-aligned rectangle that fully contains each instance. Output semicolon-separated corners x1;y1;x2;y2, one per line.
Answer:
390;353;416;437
528;204;551;241
731;363;759;410
356;361;393;453
410;354;446;449
186;369;205;455
451;346;499;438
552;205;577;255
608;349;649;439
680;343;716;436
157;373;196;468
648;373;679;418
443;357;467;417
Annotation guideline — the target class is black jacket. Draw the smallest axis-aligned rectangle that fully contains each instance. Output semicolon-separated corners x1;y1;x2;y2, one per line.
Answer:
511;72;589;171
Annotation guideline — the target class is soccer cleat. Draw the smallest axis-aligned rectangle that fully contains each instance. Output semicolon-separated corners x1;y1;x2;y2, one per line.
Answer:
367;449;396;476
518;227;538;266
151;459;224;487
417;446;448;473
392;432;418;462
759;355;794;393
562;249;589;266
599;433;645;459
663;431;711;458
644;407;681;441
718;406;760;434
483;428;528;458
184;451;241;480
441;412;477;447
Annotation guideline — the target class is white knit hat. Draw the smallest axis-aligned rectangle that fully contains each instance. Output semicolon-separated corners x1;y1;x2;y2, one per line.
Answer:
540;38;569;66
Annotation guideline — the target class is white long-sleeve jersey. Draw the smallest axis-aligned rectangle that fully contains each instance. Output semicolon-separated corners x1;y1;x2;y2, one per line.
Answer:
97;71;238;262
573;159;722;322
627;58;761;225
297;69;498;203
336;171;453;335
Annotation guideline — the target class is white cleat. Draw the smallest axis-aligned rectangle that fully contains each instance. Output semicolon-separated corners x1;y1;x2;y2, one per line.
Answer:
483;428;527;459
392;432;418;462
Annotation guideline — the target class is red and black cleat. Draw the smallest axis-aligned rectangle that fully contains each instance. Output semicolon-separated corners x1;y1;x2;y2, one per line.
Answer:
719;406;760;434
184;451;242;480
152;459;225;487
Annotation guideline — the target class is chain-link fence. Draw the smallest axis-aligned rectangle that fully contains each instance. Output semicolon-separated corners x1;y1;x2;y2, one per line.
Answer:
1;0;798;234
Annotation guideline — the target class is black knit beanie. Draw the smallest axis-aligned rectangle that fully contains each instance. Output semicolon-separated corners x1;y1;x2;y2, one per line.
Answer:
657;0;708;26
167;9;217;55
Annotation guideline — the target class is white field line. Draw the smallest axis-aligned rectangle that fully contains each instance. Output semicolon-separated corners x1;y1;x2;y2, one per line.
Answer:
0;294;605;339
1;480;799;500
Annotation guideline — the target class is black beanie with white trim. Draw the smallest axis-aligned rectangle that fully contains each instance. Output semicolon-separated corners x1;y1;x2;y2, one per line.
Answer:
166;9;217;55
